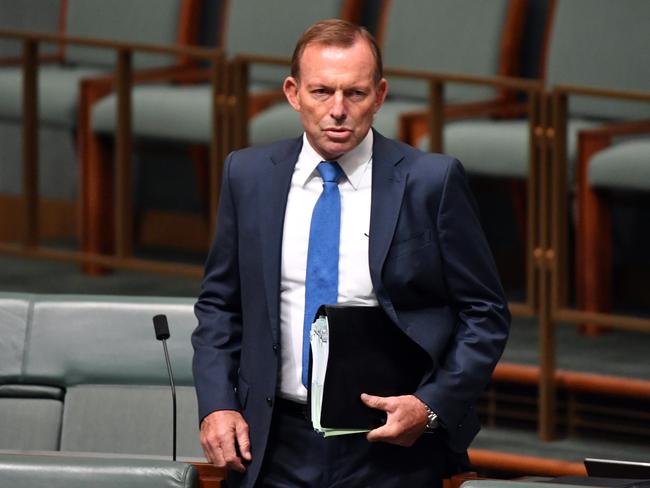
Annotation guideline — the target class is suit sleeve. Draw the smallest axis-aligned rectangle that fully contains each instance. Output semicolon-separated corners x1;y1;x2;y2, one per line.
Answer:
192;153;243;422
416;158;510;447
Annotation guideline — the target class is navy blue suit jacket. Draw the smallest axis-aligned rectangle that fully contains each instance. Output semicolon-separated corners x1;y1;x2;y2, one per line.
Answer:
192;130;510;486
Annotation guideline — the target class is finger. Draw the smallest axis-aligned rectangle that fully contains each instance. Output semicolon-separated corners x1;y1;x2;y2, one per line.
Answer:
201;436;226;468
220;434;246;473
366;423;391;443
211;446;227;468
360;393;389;411
235;421;252;461
200;431;220;466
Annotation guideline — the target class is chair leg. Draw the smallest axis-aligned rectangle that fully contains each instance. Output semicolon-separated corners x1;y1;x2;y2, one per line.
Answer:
576;134;612;335
80;131;114;274
78;78;115;274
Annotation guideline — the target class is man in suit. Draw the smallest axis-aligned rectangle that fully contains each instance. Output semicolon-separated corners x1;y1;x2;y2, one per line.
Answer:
192;19;510;488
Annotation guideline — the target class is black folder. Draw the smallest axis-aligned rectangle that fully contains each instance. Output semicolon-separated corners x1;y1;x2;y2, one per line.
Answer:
310;304;431;430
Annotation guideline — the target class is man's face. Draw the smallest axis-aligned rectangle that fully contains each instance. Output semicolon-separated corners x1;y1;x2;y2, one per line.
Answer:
283;39;387;161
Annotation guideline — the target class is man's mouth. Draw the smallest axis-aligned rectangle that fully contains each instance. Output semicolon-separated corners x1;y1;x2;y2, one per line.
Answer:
324;128;352;140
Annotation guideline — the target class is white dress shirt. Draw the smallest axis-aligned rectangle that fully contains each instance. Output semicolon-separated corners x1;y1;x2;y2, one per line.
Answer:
278;131;378;402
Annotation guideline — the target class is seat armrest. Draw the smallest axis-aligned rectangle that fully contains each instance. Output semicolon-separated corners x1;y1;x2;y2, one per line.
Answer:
0;52;63;66
579;119;650;142
576;119;650;192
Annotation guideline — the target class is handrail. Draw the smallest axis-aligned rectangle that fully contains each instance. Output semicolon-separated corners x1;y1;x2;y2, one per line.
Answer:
0;29;220;58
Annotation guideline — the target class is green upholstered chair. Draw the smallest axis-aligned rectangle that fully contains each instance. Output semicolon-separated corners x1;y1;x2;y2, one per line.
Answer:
0;453;200;488
0;0;199;239
547;0;650;330
85;0;364;258
249;0;528;147
575;129;650;331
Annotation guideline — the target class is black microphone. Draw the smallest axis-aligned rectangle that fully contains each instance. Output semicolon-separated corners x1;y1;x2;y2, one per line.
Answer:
153;314;177;461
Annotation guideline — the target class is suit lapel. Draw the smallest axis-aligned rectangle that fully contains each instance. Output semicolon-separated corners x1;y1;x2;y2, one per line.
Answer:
369;130;407;308
258;137;302;343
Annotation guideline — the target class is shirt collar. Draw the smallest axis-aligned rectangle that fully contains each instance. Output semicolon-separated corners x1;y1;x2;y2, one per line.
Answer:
295;131;373;190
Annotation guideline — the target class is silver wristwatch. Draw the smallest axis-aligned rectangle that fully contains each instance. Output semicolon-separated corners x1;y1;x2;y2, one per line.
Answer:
424;405;439;430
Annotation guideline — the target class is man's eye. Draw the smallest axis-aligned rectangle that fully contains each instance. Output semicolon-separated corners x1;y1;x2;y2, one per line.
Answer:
311;89;330;98
348;90;366;100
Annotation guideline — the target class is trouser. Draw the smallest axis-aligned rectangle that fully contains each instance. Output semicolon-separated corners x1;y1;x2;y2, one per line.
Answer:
247;397;469;488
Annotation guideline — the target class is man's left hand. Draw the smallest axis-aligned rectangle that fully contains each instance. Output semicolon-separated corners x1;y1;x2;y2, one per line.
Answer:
361;393;429;447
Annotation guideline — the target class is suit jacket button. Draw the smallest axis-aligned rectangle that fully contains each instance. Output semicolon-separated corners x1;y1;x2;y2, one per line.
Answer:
272;344;279;353
266;397;273;406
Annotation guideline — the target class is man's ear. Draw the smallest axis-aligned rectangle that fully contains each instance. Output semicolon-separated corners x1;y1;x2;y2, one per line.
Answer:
373;78;388;113
283;76;301;112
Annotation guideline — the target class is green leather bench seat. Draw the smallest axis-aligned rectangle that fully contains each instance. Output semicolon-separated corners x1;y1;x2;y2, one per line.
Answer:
0;293;204;459
588;139;650;192
0;452;199;488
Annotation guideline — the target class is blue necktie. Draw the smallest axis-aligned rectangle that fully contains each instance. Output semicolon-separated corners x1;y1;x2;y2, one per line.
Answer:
302;161;344;387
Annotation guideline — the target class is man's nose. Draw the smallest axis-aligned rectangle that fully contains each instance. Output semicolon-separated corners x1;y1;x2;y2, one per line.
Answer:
330;92;346;121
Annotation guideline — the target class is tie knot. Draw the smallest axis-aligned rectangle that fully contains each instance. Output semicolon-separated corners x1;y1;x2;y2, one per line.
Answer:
317;161;343;183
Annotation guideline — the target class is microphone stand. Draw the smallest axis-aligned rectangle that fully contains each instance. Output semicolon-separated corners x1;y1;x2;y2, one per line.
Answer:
162;337;177;462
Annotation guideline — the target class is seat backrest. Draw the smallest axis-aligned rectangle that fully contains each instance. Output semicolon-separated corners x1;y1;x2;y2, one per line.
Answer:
545;0;650;120
222;0;363;87
378;0;527;103
0;0;61;57
22;294;197;387
62;0;200;69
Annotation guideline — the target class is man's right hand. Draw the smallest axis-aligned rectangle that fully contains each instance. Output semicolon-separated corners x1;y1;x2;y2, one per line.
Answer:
200;410;252;472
